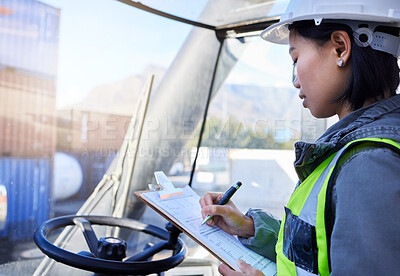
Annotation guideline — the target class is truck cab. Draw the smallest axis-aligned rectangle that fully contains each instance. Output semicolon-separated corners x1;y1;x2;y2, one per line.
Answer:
0;0;329;274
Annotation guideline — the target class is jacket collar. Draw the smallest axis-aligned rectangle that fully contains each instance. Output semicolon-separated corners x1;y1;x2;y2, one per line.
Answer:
294;94;400;182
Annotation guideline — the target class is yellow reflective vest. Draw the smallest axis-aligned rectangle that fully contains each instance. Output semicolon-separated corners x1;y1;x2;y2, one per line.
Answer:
276;138;400;275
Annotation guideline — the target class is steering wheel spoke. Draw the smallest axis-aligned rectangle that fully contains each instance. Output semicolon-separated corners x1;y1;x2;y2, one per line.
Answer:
125;241;169;262
73;218;99;255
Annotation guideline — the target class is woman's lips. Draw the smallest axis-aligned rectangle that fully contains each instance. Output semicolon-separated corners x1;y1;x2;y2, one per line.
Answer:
299;92;306;107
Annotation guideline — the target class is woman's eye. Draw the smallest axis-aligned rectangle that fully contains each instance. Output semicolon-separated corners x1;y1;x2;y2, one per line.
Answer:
292;60;298;84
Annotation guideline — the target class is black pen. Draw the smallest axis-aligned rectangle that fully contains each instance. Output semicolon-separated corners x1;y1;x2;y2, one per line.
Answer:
201;181;242;225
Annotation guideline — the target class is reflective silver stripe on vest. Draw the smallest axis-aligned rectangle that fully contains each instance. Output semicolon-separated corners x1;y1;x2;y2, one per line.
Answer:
298;145;349;225
296;266;318;276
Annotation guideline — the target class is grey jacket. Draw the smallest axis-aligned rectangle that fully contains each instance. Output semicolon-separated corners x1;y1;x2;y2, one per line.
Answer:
239;94;400;275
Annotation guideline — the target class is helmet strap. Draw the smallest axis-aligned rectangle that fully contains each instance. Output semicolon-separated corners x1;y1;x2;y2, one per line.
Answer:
327;20;400;58
355;30;400;58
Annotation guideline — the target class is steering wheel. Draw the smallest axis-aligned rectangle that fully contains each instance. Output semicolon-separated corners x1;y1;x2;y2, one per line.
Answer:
34;215;187;275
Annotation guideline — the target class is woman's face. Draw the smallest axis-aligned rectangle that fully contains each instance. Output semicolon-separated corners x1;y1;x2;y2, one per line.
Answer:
289;31;351;119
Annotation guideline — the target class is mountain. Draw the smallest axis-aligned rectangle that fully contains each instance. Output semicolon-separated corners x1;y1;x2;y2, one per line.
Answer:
66;66;301;126
70;65;166;115
209;84;301;124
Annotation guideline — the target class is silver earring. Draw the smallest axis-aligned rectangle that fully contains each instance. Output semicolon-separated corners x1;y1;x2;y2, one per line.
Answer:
337;59;344;67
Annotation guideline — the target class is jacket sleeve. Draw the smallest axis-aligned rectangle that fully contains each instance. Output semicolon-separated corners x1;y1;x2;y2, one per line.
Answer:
330;146;400;275
238;208;281;262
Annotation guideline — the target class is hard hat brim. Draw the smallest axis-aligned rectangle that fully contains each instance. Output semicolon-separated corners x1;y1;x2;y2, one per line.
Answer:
260;19;291;44
261;13;400;44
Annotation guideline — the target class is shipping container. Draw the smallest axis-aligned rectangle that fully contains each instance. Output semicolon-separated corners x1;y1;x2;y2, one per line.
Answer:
0;0;60;78
0;69;56;157
0;0;59;159
0;157;52;241
57;109;131;154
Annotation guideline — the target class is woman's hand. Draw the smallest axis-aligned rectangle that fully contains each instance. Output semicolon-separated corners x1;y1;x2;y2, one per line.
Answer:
199;192;255;238
219;260;264;276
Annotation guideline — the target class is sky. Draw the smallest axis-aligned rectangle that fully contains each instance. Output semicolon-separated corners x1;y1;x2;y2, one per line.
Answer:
37;0;293;108
40;0;201;108
226;37;293;88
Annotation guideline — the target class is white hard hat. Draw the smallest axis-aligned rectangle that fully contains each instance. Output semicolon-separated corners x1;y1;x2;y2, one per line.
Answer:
261;0;400;57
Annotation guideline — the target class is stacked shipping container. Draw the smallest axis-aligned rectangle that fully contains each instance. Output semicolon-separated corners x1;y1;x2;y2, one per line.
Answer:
0;0;132;241
0;158;51;241
57;109;131;154
0;69;56;157
0;0;59;241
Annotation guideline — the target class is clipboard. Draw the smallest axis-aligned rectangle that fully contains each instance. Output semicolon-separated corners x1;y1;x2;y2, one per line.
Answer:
135;189;226;266
134;173;277;275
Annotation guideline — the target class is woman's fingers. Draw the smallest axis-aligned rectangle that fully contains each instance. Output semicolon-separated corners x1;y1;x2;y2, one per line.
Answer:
218;263;239;276
237;260;264;276
237;260;254;273
199;192;222;207
205;205;230;217
199;192;244;231
218;261;263;276
199;192;224;219
201;205;233;226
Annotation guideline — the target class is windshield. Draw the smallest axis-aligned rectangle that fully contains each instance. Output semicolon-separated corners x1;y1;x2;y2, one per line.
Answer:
126;0;290;27
0;0;330;275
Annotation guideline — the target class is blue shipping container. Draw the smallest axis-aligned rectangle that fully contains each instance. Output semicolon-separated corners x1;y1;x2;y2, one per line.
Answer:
0;0;60;77
0;158;52;241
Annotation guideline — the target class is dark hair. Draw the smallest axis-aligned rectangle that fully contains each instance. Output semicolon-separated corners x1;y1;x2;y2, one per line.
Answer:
289;20;400;110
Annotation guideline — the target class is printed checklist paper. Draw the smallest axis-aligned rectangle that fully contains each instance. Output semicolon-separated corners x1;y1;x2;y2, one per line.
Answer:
139;185;277;275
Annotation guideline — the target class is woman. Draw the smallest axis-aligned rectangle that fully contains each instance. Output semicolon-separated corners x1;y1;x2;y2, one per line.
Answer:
200;0;400;275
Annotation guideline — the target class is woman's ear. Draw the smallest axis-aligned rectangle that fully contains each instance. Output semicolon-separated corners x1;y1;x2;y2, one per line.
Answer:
331;30;351;66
